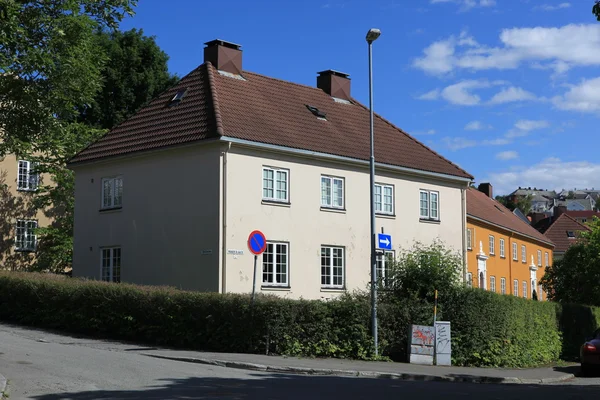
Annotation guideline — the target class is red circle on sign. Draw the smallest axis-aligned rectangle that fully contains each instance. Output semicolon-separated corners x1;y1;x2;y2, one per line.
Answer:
248;230;267;255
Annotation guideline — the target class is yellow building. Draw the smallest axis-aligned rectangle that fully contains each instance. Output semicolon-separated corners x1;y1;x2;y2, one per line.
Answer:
466;184;554;300
0;153;53;270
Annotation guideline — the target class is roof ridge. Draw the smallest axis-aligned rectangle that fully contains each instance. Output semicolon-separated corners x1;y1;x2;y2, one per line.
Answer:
242;70;335;95
350;97;473;180
205;62;224;136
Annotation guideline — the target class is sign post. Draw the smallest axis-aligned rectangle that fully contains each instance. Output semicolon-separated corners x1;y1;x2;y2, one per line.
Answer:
247;230;267;305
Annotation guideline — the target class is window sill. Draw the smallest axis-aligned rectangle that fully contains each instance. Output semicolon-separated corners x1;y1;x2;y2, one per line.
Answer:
321;287;345;293
467;248;472;251
321;206;346;214
490;254;495;257
17;188;37;193
376;213;395;219
14;248;35;253
500;256;506;259
100;206;122;213
261;200;291;207
419;218;440;224
261;286;291;291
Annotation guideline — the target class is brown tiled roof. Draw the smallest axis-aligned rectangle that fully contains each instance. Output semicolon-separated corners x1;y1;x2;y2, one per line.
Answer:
69;63;473;180
564;211;600;219
543;213;590;254
467;188;553;246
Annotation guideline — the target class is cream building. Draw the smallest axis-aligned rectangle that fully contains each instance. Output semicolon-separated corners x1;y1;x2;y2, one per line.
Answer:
69;39;473;299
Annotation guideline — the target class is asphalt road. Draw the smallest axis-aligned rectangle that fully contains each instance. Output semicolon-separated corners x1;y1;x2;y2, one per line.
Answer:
1;324;600;399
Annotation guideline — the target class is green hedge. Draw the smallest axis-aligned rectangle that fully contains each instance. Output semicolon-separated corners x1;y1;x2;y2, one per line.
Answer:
0;272;598;366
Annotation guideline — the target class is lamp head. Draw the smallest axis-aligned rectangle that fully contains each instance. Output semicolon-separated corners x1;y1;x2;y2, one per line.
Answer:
366;28;381;43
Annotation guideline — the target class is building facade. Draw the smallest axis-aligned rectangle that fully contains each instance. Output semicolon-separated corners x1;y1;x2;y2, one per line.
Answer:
466;185;553;300
70;39;473;299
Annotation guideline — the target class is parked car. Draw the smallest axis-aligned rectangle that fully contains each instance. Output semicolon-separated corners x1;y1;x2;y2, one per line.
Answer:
580;328;600;375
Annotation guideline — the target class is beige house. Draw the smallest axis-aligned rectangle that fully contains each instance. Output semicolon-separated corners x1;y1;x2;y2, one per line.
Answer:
0;153;52;269
69;39;474;299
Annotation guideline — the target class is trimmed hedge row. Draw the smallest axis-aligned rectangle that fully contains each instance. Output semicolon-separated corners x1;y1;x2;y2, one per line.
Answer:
0;272;597;366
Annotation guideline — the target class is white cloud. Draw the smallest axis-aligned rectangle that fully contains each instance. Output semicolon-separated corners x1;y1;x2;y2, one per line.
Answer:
430;0;495;11
505;119;549;138
418;89;441;100
552;76;600;112
496;150;519;160
465;120;484;130
488;87;538;105
487;158;600;195
413;129;437;135
482;138;511;145
441;80;491;105
442;137;477;150
537;2;571;11
413;24;600;76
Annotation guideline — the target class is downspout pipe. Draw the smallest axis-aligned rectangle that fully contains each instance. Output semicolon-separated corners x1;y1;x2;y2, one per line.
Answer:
461;186;468;284
221;142;231;293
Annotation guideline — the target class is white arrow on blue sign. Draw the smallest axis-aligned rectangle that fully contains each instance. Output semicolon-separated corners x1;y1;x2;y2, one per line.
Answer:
377;233;392;250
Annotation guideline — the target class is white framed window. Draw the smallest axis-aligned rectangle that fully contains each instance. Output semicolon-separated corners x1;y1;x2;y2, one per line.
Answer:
489;235;495;255
321;176;344;209
513;279;519;297
521;245;526;263
321;246;344;289
376;250;395;287
512;242;518;261
466;229;473;250
17;160;39;191
537;250;542;266
500;238;505;258
419;190;439;220
262;167;288;203
101;247;121;283
262;242;289;286
15;219;37;251
582;218;587;223
501;278;506;294
101;176;123;209
490;276;496;292
467;272;473;287
545;252;549;267
375;183;394;214
522;281;527;298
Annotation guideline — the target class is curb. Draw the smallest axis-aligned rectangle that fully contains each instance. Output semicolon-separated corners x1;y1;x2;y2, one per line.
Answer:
0;373;6;399
142;354;575;385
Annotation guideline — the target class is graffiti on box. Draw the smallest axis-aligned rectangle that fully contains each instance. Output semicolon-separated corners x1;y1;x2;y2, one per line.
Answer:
411;325;435;346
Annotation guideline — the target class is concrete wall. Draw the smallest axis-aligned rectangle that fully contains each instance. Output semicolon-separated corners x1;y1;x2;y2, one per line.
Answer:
222;145;467;300
466;219;553;300
72;143;222;291
0;154;53;269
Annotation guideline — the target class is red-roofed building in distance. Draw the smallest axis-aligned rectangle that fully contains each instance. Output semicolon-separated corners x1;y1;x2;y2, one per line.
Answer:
466;183;554;300
68;39;474;298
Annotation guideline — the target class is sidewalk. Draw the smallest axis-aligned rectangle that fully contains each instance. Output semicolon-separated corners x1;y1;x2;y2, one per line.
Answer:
140;348;577;384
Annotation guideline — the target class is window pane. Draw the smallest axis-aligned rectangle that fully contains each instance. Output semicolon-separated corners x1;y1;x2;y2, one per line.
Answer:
18;161;29;190
102;249;111;282
321;177;331;206
321;247;331;286
466;229;472;249
262;243;274;284
420;191;429;218
522;245;526;262
383;186;393;213
263;169;274;199
333;178;343;208
103;179;112;208
113;248;121;283
513;243;517;260
522;281;527;298
332;248;343;287
514;280;518;297
500;239;505;257
275;243;287;285
430;192;438;219
114;177;123;207
374;185;382;212
489;236;494;254
276;170;287;200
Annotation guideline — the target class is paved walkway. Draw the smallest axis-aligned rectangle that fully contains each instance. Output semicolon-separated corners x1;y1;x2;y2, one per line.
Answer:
140;348;578;384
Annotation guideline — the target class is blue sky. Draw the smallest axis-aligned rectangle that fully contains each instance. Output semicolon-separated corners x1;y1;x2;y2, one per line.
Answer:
121;1;600;195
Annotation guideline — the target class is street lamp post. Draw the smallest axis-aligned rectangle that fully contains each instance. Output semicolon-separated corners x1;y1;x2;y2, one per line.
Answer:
366;28;381;356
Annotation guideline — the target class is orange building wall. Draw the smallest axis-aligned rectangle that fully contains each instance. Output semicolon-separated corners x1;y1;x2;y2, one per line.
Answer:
466;219;553;300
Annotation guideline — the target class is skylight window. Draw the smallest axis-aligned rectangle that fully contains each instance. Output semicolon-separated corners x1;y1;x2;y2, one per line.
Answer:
567;231;575;238
169;88;188;106
306;105;327;120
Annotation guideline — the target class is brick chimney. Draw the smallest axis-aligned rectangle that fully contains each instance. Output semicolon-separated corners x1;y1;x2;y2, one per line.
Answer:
204;39;242;75
554;205;567;218
478;182;493;198
317;70;351;100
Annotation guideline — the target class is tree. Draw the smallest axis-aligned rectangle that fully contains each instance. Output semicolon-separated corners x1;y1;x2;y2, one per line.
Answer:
77;28;179;130
495;194;532;215
541;218;600;305
594;1;600;21
0;0;137;271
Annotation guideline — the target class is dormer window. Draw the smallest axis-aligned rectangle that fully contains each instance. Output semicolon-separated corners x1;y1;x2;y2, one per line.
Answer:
169;88;188;106
305;105;327;120
567;231;575;238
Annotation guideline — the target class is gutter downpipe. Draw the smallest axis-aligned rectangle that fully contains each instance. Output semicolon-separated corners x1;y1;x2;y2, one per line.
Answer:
462;186;468;284
221;142;231;293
